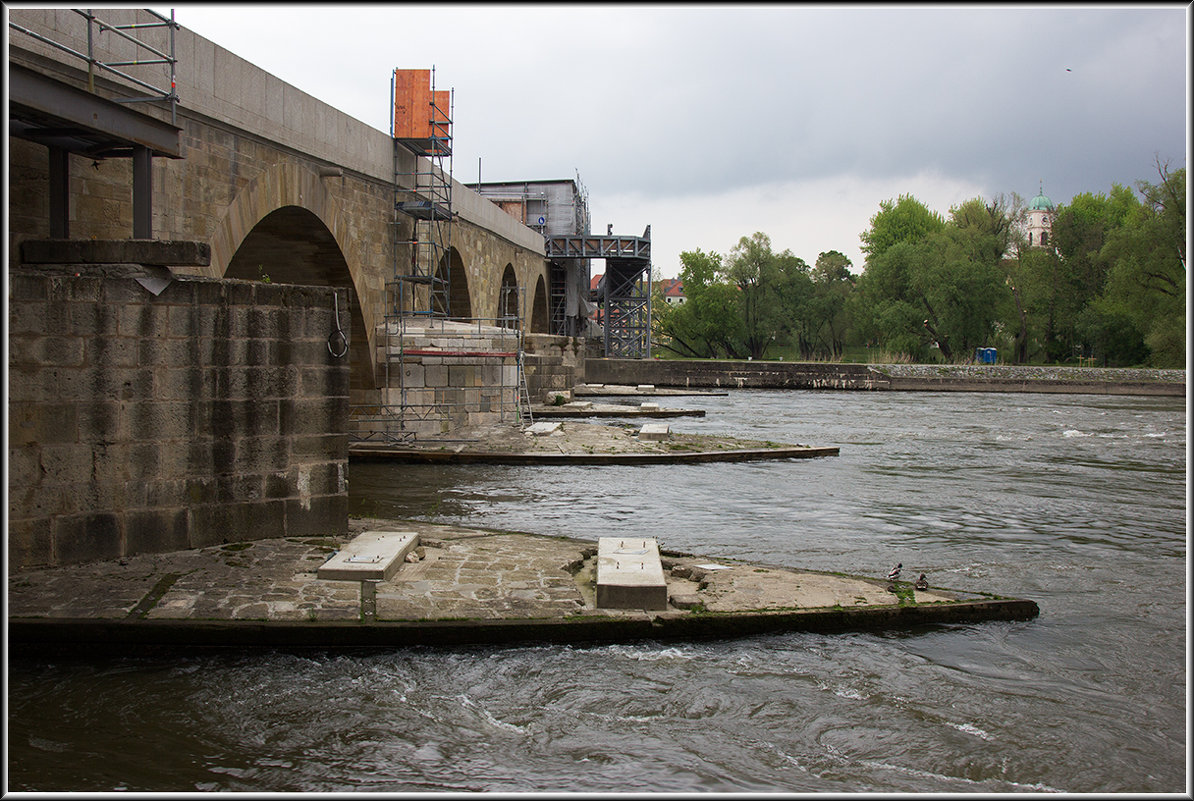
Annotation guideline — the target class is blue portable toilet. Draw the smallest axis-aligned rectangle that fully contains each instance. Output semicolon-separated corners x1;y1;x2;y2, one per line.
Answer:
976;347;997;364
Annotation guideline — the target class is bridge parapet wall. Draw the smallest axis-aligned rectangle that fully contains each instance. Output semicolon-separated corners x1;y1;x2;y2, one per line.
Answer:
8;267;349;571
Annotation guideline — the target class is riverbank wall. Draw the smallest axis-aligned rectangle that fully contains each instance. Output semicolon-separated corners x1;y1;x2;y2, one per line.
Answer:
585;359;1186;397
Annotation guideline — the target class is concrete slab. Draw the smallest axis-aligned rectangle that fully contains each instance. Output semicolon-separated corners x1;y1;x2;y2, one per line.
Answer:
317;531;418;582
639;423;670;441
639;402;661;411
636;384;656;393
526;421;561;436
596;537;667;610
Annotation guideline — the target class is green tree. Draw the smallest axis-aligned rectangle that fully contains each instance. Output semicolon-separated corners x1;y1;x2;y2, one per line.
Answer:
852;240;932;359
1044;184;1142;361
854;195;1009;361
808;250;855;358
950;194;1023;267
654;249;743;359
1093;164;1186;366
724;232;814;360
1007;246;1063;363
859;194;946;262
853;194;947;360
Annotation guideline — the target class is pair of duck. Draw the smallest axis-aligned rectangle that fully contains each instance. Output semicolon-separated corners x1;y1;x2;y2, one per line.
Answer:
886;563;929;591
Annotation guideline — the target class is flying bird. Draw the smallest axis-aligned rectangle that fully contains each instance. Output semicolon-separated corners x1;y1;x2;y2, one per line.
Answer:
1066;68;1072;72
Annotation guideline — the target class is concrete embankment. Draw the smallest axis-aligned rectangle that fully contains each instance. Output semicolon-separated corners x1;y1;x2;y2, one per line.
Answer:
8;520;1038;649
586;359;1185;397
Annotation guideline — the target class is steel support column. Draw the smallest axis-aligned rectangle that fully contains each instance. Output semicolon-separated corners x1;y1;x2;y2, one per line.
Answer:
48;146;70;238
132;145;152;239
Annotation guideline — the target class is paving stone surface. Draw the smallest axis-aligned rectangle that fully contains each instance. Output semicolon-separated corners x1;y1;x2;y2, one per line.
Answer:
8;517;967;632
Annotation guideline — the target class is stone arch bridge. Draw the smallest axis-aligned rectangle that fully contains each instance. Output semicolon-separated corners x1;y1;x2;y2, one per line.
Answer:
8;8;564;411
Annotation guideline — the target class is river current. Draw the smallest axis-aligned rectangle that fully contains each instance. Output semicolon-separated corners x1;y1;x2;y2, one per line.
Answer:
7;390;1188;792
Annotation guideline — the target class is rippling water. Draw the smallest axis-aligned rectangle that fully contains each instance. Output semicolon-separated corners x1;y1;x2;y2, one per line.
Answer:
8;390;1187;792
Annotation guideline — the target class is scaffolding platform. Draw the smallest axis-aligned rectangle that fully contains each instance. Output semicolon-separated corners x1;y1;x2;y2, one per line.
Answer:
546;232;651;260
396;198;453;221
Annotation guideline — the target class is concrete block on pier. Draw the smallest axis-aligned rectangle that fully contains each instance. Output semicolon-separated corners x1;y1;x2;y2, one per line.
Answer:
317;531;418;582
638;423;670;441
596;537;667;610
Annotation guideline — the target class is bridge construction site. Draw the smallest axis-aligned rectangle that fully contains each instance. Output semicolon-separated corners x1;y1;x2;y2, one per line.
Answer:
354;67;653;445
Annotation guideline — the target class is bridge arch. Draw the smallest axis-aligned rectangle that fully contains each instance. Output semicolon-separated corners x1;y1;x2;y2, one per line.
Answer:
434;247;473;319
498;263;519;327
531;275;550;333
212;161;379;391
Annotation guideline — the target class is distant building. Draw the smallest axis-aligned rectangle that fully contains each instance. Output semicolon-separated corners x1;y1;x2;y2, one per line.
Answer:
468;178;590;238
1024;184;1054;250
658;278;686;305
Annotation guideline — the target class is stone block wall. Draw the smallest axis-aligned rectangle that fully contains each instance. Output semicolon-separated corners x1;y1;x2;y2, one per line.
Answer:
350;321;522;439
523;333;588;403
8;269;350;571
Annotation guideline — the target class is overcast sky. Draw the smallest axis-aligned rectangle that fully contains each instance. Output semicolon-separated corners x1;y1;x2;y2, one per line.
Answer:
166;4;1187;278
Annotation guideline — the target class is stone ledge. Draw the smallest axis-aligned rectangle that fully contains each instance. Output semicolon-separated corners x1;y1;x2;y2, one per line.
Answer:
21;239;211;266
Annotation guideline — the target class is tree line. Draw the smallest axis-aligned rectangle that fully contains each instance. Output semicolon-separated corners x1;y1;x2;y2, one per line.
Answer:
652;163;1185;368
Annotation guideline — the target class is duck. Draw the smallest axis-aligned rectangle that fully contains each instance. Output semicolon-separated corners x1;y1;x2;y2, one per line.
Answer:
914;573;929;591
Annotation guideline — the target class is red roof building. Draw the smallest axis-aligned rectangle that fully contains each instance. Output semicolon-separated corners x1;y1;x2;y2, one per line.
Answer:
658;278;686;305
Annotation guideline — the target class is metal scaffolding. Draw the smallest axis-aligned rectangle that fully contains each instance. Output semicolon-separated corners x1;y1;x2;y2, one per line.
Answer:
350;68;530;444
9;8;179;125
8;9;182;239
470;177;599;340
391;66;453;320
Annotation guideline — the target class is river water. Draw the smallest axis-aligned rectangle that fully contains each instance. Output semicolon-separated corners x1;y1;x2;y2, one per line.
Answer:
8;390;1187;792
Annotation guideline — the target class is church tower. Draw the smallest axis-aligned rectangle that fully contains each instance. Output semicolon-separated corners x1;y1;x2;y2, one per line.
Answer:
1025;183;1054;249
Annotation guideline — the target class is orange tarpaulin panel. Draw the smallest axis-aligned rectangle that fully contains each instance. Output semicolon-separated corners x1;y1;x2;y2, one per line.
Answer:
393;68;431;139
432;89;451;136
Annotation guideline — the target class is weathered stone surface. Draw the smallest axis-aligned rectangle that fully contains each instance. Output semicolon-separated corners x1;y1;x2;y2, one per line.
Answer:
586;359;1185;396
7;271;349;571
638;423;670;441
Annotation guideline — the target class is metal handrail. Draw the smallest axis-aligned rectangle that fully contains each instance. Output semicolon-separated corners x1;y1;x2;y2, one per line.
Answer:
8;8;179;125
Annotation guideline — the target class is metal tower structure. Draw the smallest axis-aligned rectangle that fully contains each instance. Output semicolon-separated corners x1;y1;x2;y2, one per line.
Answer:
547;226;652;357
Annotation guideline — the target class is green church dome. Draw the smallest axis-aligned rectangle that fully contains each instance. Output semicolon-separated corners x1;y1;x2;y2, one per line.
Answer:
1028;184;1054;211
